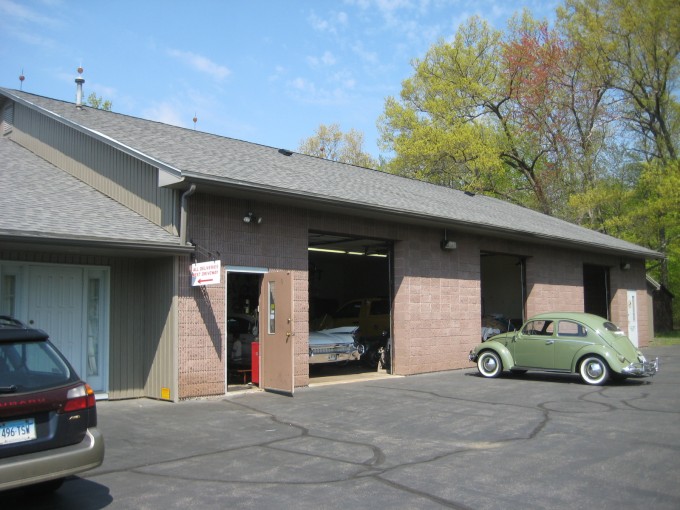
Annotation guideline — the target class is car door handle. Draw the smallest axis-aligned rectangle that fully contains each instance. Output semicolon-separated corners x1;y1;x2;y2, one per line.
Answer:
545;340;554;345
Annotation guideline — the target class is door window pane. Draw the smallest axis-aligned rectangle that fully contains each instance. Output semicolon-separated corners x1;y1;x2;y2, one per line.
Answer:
268;282;276;334
86;278;101;377
1;274;16;317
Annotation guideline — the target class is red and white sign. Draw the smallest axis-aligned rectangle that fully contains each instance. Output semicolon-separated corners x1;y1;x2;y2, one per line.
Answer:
190;260;221;286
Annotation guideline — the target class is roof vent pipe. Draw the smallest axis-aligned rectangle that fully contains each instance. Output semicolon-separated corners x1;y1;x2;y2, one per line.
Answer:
75;66;85;109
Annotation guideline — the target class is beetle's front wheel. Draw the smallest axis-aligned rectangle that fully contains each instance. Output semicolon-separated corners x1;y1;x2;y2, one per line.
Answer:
478;351;502;378
579;356;609;385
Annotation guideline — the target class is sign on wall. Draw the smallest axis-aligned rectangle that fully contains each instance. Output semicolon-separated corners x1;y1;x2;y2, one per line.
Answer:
191;260;221;286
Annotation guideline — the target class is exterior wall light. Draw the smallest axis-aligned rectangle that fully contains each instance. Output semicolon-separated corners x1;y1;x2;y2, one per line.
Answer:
243;212;262;224
441;228;456;250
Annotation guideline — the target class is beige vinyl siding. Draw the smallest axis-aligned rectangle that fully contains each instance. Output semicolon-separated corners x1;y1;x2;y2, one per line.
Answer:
1;250;178;400
108;256;178;400
142;256;179;402
9;103;177;235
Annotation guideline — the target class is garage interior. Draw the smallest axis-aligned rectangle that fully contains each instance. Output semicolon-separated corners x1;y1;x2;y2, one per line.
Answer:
480;252;526;339
226;271;262;391
583;264;610;319
308;231;392;380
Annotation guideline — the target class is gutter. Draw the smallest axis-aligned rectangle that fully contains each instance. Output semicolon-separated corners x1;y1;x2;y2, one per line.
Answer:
180;184;197;246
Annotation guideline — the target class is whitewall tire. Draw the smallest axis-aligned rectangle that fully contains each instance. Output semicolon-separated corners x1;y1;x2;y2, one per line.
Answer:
579;356;609;385
478;351;502;378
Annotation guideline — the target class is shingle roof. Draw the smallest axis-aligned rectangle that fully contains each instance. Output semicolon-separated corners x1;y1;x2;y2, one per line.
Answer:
1;88;661;259
0;136;184;250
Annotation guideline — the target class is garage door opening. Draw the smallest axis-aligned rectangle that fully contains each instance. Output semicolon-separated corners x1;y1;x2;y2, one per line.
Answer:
480;252;526;340
583;264;610;319
308;231;393;380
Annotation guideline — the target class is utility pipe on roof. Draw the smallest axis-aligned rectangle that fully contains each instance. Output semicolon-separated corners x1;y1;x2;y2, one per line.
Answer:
180;184;196;246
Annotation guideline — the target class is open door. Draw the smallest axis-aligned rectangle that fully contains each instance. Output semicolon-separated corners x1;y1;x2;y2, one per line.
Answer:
259;271;294;395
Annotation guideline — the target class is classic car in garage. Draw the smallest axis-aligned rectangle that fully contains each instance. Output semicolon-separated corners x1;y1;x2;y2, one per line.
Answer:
468;312;658;385
308;327;365;365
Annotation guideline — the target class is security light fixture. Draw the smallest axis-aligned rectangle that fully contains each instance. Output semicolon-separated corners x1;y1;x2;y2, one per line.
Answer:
243;212;262;224
441;228;457;251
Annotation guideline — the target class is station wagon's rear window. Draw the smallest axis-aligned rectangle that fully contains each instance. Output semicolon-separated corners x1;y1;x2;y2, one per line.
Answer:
0;341;75;392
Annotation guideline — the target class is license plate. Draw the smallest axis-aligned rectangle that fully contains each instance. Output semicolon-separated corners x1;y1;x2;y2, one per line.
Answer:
328;354;338;361
0;418;37;445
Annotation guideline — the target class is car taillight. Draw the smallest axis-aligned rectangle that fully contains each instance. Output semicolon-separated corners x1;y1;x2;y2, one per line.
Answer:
60;383;96;413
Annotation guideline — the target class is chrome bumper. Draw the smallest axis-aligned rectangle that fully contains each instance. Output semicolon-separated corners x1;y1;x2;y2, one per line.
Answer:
308;343;364;365
621;357;659;377
468;351;478;362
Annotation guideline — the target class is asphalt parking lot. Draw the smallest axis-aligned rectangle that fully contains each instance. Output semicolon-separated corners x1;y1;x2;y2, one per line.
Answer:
3;345;679;510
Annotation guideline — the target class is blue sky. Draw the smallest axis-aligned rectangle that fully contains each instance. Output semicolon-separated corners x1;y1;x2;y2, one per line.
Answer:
0;0;557;159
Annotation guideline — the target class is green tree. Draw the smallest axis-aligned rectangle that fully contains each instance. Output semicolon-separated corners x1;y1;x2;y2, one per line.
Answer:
558;0;679;164
86;92;112;111
298;123;377;168
559;0;680;295
379;13;613;216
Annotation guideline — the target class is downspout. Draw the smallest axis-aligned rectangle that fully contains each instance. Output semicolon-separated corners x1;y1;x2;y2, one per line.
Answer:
180;184;196;246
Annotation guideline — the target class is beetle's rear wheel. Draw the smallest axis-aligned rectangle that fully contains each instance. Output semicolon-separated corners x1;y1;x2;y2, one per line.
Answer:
477;351;502;378
579;356;609;385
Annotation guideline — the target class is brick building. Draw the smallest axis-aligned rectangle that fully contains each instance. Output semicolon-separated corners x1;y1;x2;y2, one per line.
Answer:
0;87;661;400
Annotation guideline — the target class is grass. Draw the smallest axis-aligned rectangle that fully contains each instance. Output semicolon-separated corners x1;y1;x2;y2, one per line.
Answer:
649;331;680;346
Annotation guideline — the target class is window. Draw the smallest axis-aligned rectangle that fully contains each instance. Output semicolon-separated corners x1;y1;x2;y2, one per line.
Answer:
268;282;276;334
1;274;17;317
370;299;389;315
0;341;75;392
558;321;587;337
522;320;554;336
335;301;361;319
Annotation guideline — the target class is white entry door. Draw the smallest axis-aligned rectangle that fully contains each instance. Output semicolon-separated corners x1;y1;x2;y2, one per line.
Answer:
627;290;639;347
24;265;108;393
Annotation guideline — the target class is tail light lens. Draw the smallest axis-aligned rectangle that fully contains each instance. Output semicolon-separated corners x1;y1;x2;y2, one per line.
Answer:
61;383;96;413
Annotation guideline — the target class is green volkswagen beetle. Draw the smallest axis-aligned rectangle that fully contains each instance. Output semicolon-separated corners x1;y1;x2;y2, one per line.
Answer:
468;312;658;385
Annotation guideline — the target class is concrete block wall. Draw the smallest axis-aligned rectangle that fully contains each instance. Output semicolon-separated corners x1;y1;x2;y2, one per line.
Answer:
177;193;652;398
392;228;481;375
178;194;309;398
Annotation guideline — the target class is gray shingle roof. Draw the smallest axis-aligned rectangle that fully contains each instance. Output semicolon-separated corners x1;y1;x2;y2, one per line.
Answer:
0;136;183;249
1;88;661;259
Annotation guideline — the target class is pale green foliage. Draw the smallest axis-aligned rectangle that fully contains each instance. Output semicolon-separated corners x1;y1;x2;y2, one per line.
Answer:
298;123;378;168
558;0;680;163
86;92;112;111
560;0;680;324
379;13;613;215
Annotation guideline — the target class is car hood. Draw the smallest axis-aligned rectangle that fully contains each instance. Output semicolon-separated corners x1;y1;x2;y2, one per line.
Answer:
483;331;513;346
309;327;358;346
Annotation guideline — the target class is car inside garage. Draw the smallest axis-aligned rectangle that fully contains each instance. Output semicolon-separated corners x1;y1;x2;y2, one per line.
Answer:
308;231;393;378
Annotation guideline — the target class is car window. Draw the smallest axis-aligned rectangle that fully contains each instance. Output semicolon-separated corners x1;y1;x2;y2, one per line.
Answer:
369;300;389;316
227;317;252;335
334;301;361;319
557;321;587;337
0;341;75;392
521;320;554;336
603;321;624;334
